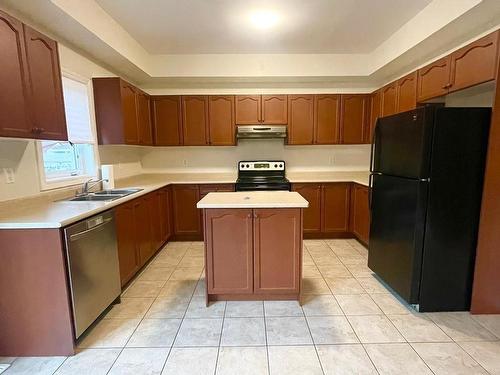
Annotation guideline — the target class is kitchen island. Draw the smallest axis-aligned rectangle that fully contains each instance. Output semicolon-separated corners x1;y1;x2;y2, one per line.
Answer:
197;191;309;303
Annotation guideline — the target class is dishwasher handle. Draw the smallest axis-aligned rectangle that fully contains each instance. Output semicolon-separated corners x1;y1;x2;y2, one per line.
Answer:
69;217;113;241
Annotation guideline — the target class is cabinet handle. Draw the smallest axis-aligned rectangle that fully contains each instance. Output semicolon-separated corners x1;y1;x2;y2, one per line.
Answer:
247;213;252;218
31;127;38;133
442;83;452;89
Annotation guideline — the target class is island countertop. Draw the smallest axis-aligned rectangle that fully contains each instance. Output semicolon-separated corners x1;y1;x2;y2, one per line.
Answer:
197;191;309;209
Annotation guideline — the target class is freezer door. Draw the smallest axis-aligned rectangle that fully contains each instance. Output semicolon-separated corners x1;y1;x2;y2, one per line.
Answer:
372;107;434;179
368;174;428;304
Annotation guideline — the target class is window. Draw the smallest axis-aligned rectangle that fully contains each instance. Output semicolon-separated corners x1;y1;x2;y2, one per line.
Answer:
37;73;97;189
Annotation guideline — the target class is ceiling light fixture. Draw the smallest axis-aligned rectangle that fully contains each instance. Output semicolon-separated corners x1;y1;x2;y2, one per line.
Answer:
249;10;280;30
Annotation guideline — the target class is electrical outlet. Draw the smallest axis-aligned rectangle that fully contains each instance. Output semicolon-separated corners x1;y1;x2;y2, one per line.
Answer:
3;168;15;184
329;156;335;165
183;159;188;167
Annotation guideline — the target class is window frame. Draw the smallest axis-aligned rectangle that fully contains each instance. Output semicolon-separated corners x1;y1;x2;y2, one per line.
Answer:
36;70;100;191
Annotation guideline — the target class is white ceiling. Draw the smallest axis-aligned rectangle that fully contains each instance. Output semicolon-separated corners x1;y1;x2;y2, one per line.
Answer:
95;0;433;54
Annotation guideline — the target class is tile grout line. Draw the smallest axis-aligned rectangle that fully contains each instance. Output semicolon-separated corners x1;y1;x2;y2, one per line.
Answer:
213;297;228;375
262;300;272;375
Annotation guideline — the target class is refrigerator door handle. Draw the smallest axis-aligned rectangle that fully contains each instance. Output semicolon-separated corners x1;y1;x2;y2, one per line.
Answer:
369;173;374;212
369;121;377;173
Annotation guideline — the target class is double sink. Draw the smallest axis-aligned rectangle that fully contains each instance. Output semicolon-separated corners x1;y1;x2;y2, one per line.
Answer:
67;188;143;202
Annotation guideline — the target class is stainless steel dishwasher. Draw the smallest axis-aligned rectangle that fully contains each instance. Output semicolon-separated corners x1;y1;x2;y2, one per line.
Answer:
64;210;121;338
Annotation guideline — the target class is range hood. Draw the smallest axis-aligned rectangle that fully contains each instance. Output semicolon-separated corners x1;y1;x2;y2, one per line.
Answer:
236;125;287;140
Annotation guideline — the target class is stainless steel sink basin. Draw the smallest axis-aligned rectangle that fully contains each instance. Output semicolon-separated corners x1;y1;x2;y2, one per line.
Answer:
68;195;123;202
94;188;143;196
64;188;143;202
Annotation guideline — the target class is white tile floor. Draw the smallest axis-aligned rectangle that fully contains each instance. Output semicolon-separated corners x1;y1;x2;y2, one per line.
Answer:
2;239;500;374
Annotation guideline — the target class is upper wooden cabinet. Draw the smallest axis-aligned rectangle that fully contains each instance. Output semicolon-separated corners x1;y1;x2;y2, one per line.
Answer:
181;95;209;146
262;95;287;124
235;95;287;124
0;11;67;141
449;31;499;93
93;77;153;145
340;94;370;144
314;94;341;144
288;95;314;145
208;95;235;145
369;90;382;143
235;95;260;124
381;82;398;117
396;72;417;113
136;91;153;145
152;96;182;146
417;56;452;102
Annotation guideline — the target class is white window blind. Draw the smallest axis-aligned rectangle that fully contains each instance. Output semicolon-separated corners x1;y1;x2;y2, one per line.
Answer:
62;76;94;144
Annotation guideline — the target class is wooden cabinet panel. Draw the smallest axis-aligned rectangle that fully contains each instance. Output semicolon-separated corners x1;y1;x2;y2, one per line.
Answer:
152;96;182;146
292;184;321;234
340;94;370;144
381;82;398;117
235;95;260;124
115;202;140;286
23;25;67;141
134;197;153;265
120;80;139;144
148;192;163;252
417;56;451;102
254;208;301;294
450;31;499;93
208;95;235;145
182;95;208;146
199;184;234;198
159;187;172;243
397;72;417;113
288;94;314;145
322;183;350;233
314;94;340;144
351;184;370;244
369;90;382;143
262;95;287;124
136;91;153;146
205;209;254;294
172;184;202;237
0;11;32;138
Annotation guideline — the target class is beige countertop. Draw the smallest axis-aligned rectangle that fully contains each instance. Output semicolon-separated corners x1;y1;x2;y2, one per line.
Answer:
0;171;368;229
197;191;309;209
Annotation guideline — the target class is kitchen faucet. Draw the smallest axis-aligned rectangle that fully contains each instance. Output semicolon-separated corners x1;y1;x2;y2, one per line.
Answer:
77;178;109;196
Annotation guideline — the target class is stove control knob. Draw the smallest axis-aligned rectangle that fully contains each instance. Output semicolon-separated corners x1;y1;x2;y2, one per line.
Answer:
241;165;245;168
274;164;278;168
279;164;283;168
246;164;250;168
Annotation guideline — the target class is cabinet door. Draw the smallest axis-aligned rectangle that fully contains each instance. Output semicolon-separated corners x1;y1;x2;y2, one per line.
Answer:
0;11;32;138
208;95;235;145
262;95;288;124
152;96;183;146
159;187;172;243
235;95;261;124
136;91;153;146
340;95;369;144
23;25;67;141
134;197;153;265
148;192;163;252
417;56;451;102
292;184;321;234
254;208;301;294
172;184;202;237
369;90;382;143
115;202;140;286
322;183;351;233
397;72;417;113
450;31;499;93
288;95;314;145
314;94;340;144
182;95;208;145
205;209;253;294
351;184;370;244
120;80;139;144
381;82;398;117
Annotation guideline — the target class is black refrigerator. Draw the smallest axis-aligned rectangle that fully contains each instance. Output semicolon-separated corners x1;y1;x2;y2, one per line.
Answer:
368;106;491;312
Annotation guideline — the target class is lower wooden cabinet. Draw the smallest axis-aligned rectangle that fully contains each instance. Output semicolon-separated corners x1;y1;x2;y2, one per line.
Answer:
254;209;302;294
172;184;203;239
204;208;302;299
205;209;254;294
351;183;370;245
115;202;140;286
159;187;173;243
292;184;322;234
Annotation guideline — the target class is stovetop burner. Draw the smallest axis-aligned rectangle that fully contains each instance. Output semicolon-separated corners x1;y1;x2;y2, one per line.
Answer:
235;160;290;191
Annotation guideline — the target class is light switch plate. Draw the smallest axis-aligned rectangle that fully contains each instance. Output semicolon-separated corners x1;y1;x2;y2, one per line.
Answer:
3;168;15;184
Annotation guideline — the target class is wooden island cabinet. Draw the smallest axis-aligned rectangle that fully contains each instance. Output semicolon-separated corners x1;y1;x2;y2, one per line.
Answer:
198;192;307;302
